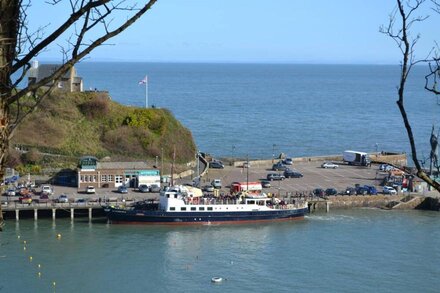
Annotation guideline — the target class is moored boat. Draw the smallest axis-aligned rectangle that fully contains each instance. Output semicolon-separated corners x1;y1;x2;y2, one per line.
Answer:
103;185;308;224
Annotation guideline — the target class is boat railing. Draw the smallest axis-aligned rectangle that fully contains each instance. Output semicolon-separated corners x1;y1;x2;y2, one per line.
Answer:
183;197;307;208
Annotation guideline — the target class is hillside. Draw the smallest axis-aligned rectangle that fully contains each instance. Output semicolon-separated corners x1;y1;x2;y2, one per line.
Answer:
11;91;196;163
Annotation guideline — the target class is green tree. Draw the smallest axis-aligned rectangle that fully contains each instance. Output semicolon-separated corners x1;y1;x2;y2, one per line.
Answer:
0;0;158;231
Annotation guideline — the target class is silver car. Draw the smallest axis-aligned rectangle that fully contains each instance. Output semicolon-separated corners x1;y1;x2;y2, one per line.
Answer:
321;162;339;169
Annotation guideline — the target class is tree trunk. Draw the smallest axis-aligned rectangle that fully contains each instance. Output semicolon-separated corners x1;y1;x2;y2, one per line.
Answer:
0;0;20;231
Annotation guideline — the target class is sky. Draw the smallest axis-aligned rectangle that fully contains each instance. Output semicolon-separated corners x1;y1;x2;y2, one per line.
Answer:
29;0;440;64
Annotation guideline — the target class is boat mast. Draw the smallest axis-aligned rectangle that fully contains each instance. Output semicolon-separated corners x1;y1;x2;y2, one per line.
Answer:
171;146;176;186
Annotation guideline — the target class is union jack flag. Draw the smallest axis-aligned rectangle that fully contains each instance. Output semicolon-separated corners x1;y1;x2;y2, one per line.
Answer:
138;76;148;85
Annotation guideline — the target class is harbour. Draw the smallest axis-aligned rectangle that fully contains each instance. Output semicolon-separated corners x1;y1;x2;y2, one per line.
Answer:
3;152;439;224
2;63;440;292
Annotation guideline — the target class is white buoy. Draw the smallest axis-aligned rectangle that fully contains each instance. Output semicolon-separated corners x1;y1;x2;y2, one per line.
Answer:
211;277;223;283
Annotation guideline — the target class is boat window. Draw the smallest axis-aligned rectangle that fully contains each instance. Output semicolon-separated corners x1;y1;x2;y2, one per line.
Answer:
199;207;205;211
167;194;170;198
207;207;213;211
191;207;196;211
170;207;175;211
181;207;186;211
174;194;177;199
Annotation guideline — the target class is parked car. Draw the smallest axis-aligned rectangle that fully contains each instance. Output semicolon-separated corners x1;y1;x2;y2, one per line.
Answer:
345;187;356;196
138;184;149;193
41;185;53;195
272;162;289;171
85;186;96;194
149;184;161;193
117;186;128;194
267;173;285;181
283;158;293;165
19;195;32;204
75;198;87;204
383;186;397;195
313;188;325;197
355;186;369;195
211;179;222;189
260;180;271;188
203;185;215;192
325;188;338;196
284;169;303;178
380;164;394;172
363;185;378;195
355;185;377;195
38;194;50;203
209;161;224;169
57;194;69;203
6;188;16;197
321;162;339;169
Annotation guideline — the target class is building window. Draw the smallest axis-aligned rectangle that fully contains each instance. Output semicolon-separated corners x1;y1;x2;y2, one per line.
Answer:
108;175;114;182
115;175;123;184
92;175;96;182
101;175;107;182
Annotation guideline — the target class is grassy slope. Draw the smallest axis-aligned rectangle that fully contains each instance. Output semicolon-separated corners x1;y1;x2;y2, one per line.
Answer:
11;91;196;162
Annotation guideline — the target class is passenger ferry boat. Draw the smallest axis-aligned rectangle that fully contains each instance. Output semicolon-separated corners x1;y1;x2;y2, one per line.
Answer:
103;185;308;224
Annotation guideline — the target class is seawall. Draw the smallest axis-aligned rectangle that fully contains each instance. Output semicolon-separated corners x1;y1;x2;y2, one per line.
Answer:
311;195;439;212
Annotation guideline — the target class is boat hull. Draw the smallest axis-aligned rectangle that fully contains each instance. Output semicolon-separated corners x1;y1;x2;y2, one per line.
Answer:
104;207;308;225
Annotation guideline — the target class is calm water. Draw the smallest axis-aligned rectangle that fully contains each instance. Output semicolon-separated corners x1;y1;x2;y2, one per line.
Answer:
4;63;440;292
1;209;439;292
76;62;439;161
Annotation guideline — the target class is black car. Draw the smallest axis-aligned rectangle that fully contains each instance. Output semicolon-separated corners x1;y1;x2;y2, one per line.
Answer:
325;188;338;196
261;180;271;188
284;169;303;178
313;188;325;197
272;162;289;171
345;187;356;195
209;161;224;169
267;173;285;181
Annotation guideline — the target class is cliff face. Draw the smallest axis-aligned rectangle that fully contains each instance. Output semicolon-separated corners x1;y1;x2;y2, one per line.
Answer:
11;91;196;162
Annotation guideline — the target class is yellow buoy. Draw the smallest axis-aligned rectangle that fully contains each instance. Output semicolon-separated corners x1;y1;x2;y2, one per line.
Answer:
38;264;41;268
29;256;33;262
23;240;27;244
23;246;26;251
17;235;21;239
56;234;62;239
52;281;56;287
38;272;41;278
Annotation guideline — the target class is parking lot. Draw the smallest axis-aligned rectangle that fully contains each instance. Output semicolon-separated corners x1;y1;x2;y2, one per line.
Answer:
198;160;385;196
2;159;389;208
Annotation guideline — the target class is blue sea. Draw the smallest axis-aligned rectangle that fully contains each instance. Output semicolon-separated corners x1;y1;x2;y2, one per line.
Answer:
76;62;439;162
3;63;440;292
1;209;440;292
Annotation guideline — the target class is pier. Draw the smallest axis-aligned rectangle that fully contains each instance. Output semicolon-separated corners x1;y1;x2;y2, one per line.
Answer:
1;202;110;221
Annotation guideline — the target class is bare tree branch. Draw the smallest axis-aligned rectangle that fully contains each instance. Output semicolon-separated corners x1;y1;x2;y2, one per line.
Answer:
383;0;440;192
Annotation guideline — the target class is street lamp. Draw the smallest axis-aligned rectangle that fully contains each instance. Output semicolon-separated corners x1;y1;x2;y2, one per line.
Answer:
272;144;277;163
246;154;249;192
